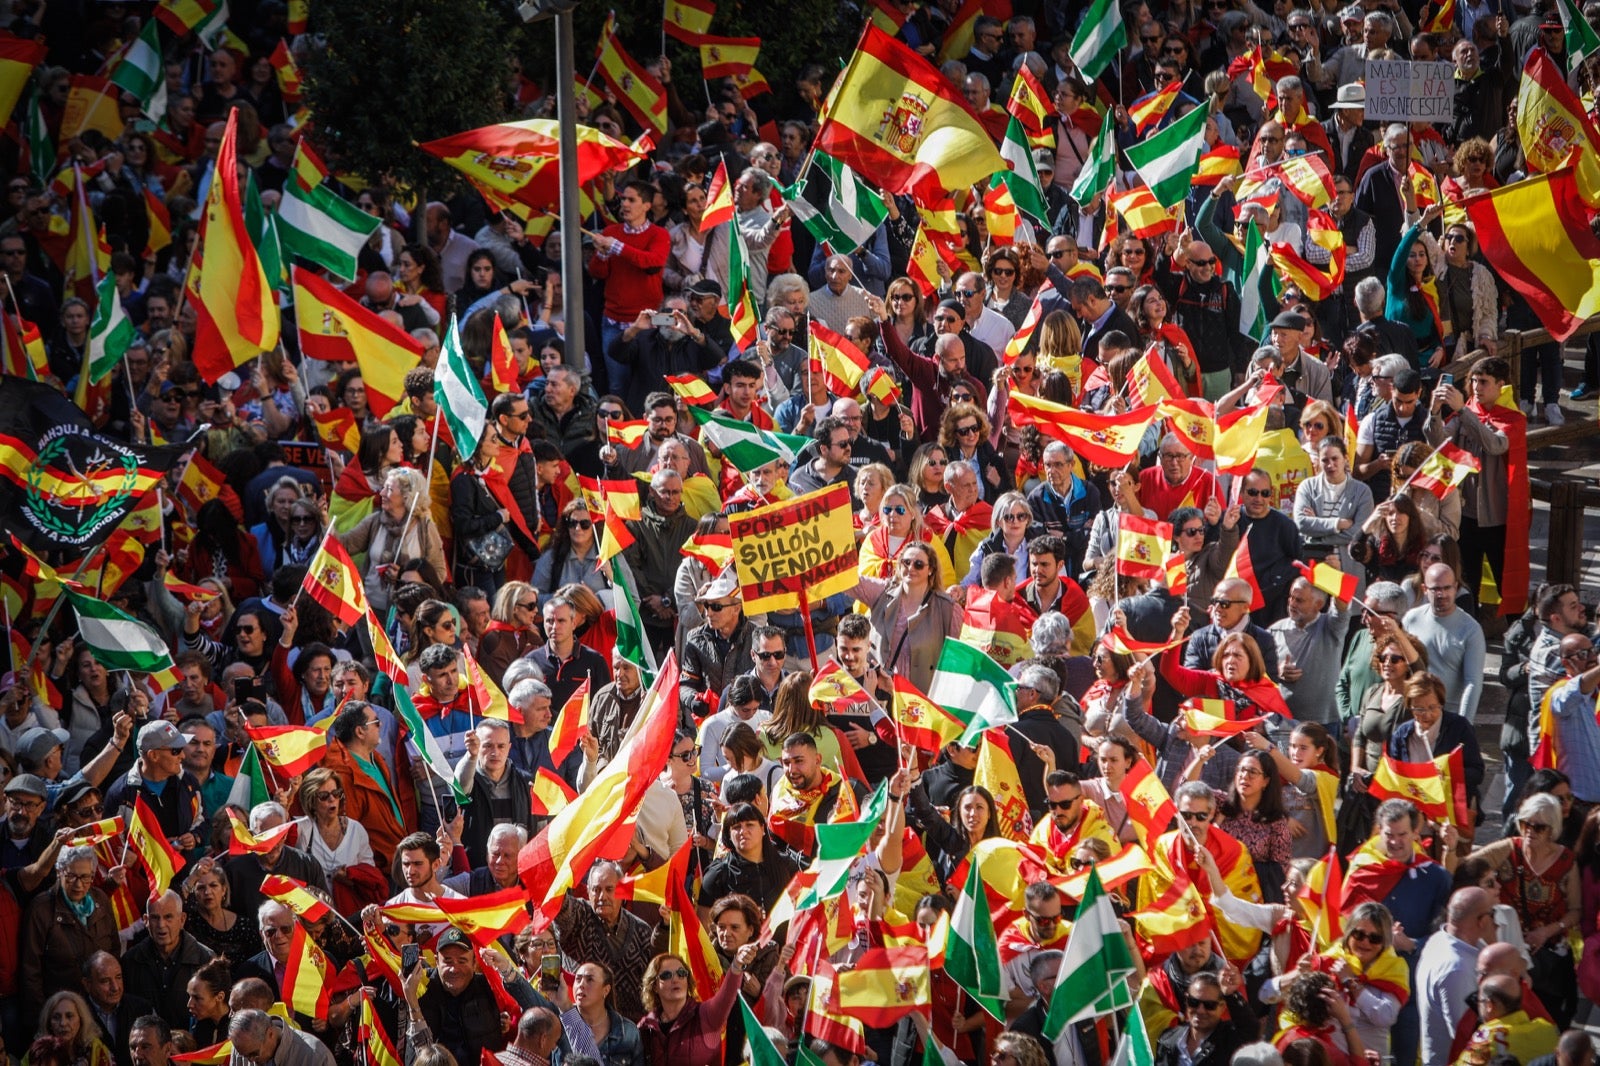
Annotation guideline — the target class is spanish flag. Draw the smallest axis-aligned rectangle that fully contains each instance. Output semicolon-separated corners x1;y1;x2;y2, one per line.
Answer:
1222;535;1267;611
1159;396;1217;459
1005;64;1054;148
1239;151;1337;210
312;406;361;454
1109;183;1178;238
171;1042;233;1066
1116;514;1173;581
1163;548;1189;596
893;674;964;751
1117;757;1175;847
245;723;329;777
1409;440;1482;499
1435;745;1473;829
487;311;518;395
547;678;591;766
360;993;403;1066
606;418;650;450
1517;47;1600;201
1193;144;1243;188
1103;625;1184;657
1129;344;1185;405
226;808;295;856
596;16;668;135
818;23;1004;202
959;588;1034;668
176;452;226;514
284;922;334;1017
143;188;172;259
128;794;185;894
1129;80;1181;134
834;946;931;1025
663;0;715;43
698;34;760;79
365;609;409;687
262;874;335;922
975;731;1031;841
529;767;577;816
906;221;944;298
810;321;872;396
518;656;684;918
1270;239;1344;302
1059;841;1152;900
292;266;423;415
433;886;532;947
1180;699;1268;736
1368;751;1450;821
302;529;368;626
1007;391;1158;467
666;373;717;407
0;33;46;128
193;110;279;383
67;815;125;847
1130;864;1214;958
808;658;873;714
1299;845;1344;949
701;159;735;232
680;530;734;572
665;837;723;995
1294;559;1358;605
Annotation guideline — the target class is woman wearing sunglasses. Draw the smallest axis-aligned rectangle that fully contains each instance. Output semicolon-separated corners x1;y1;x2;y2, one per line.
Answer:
855;482;955;584
1278;902;1406;1062
533;499;611;608
1382;672;1485;834
639;944;758;1066
1466;790;1581;1028
852;541;962;694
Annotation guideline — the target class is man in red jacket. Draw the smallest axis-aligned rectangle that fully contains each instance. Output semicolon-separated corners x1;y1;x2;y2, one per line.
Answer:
587;179;671;401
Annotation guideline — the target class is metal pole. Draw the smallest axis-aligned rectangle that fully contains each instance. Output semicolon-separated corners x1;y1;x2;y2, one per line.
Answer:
555;9;585;369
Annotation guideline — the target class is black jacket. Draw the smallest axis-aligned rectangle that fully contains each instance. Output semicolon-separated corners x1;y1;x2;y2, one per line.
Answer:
1153;992;1257;1066
1387;712;1485;800
461;763;534;868
120;931;216;1031
92;993;157;1066
1008;707;1081;817
1321;118;1376;184
610;327;724;414
1353;160;1408;279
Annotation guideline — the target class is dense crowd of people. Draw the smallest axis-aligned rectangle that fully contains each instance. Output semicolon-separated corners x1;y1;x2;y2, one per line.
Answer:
3;1;1600;1066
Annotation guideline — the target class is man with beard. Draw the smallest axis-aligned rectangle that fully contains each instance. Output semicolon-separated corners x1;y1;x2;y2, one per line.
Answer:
602;390;709;476
1028;771;1115;871
883;321;986;443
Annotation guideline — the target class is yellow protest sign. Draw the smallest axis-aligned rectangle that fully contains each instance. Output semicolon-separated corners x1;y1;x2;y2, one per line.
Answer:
727;482;858;613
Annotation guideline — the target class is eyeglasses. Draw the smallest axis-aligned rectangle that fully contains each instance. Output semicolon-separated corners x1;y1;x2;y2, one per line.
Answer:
60;871;94;885
1210;598;1245;608
881;504;908;516
901;558;929;571
755;650;784;661
955;289;980;300
1187;996;1221;1010
1243;488;1272;498
1346;929;1384;945
1159;451;1188;461
956;423;981;436
658;968;693;980
566;518;593;530
768;327;794;338
1180;809;1213;821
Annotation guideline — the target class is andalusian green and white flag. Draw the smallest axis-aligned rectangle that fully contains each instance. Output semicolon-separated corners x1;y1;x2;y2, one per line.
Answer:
997;116;1049;224
1557;0;1600;67
785;150;888;256
109;20;166;115
611;555;660;679
24;93;53;186
65;588;175;673
1124;102;1208;209
700;411;796;473
774;781;889;923
1070;108;1117;207
945;853;1010;1019
1108;1002;1156;1066
277;160;380;280
433;315;487;453
392;684;470;804
86;272;134;384
1070;0;1127;80
1238;220;1270;341
929;637;1018;746
1044;869;1138;1039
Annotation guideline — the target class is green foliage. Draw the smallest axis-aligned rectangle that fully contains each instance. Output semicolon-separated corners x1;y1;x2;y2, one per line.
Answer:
302;0;512;191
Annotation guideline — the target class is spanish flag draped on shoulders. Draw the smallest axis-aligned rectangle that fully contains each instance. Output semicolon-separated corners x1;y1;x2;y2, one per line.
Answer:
1029;797;1116;871
769;763;860;854
1138;823;1263;964
1342;832;1449;912
923;499;993;584
856;523;956;582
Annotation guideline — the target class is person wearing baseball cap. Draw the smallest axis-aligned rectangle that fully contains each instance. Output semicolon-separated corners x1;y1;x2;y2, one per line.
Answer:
2;772;58;895
103;720;206;857
12;711;134;809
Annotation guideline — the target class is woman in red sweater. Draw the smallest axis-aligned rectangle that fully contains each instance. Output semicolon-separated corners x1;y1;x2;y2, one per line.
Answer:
639;944;757;1066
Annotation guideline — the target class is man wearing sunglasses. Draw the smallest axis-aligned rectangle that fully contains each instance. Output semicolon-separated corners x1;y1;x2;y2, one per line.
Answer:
1232;469;1304;625
877;297;986;443
1159;240;1243;401
1141;782;1266;967
680;572;755;723
789;415;858;496
1183;576;1282;680
1029;770;1114;864
1153;969;1257;1066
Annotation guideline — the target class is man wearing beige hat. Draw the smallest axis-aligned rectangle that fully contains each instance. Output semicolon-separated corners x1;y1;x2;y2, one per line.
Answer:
1322;82;1375;182
680;570;756;722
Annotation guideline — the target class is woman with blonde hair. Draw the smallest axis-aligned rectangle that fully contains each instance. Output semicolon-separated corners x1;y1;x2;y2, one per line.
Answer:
1035;310;1084;394
29;992;111;1066
478;581;541;686
938;402;1011;502
292;768;383;910
907;444;950;510
343;466;447;614
853;540;962;692
758;672;846;768
856;482;955;581
852;462;896;533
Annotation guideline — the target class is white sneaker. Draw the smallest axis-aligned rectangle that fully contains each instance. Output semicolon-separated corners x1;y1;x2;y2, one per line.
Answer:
1547;403;1566;426
1520;400;1536;417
